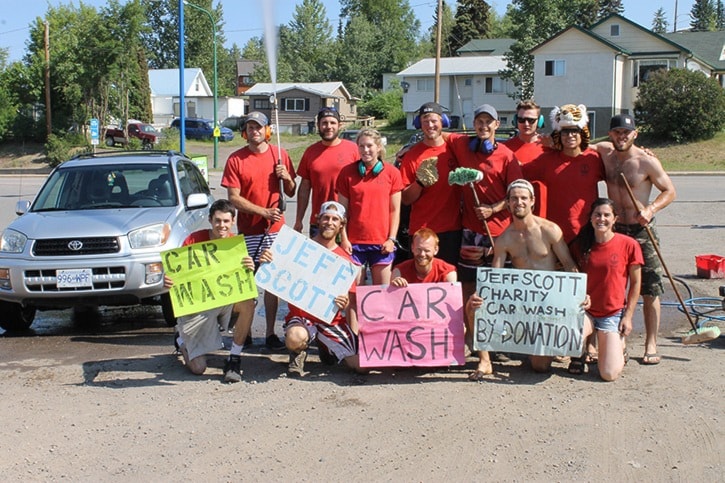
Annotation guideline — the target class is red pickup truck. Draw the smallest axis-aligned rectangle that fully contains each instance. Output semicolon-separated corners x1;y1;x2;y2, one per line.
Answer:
105;121;162;149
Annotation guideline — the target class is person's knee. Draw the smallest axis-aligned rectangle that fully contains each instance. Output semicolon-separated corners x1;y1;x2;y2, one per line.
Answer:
530;356;552;373
187;356;207;375
285;326;309;352
599;367;621;382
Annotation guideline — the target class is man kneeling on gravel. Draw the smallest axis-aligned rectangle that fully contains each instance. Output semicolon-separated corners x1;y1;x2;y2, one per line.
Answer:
165;199;255;378
259;201;363;377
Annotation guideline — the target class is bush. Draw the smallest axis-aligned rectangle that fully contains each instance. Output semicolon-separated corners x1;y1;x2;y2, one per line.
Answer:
44;134;73;168
634;68;725;142
358;87;405;128
158;127;180;151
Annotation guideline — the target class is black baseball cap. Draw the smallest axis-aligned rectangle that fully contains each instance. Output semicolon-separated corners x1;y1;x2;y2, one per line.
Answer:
609;114;636;131
418;102;444;117
317;107;340;122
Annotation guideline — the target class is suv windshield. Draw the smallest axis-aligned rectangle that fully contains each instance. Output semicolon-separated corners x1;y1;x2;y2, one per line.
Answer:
32;164;176;211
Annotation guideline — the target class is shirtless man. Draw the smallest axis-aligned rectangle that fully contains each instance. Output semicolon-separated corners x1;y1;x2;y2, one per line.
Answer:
596;114;676;365
490;179;589;373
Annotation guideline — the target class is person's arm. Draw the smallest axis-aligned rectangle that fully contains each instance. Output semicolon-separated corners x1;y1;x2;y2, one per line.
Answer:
382;191;401;254
401;181;424;206
491;235;508;268
294;178;312;232
274;163;296;197
444;270;457;283
390;267;408;287
549;225;578;273
620;264;641;337
639;156;676;224
337;194;352;254
227;187;281;223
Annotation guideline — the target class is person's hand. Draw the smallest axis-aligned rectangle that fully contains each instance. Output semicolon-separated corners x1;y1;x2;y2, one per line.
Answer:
163;274;174;289
274;164;292;182
263;206;282;223
539;133;554;148
580;294;591;311
475;204;494;220
241;256;255;271
619;314;633;337
258;249;273;264
637;205;654;225
341;239;352;255
466;294;483;317
293;220;303;233
381;238;396;254
333;294;349;311
390;276;408;287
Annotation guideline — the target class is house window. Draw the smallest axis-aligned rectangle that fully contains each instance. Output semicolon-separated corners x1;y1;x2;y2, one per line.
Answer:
416;79;434;91
464;78;472;86
241;76;252;84
610;24;620;36
485;77;505;93
545;60;566;76
253;99;271;110
284;98;307;111
634;59;675;86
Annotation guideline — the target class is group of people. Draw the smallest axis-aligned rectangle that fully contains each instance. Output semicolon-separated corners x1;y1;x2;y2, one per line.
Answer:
166;98;675;384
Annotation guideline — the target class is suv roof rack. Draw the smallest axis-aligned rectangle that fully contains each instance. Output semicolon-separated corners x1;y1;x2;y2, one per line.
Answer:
69;150;186;160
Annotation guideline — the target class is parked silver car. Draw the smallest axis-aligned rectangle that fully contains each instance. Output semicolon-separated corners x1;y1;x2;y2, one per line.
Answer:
0;151;214;331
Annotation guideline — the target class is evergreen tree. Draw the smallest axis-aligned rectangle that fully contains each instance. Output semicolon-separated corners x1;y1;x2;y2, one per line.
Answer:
448;0;493;53
690;0;717;31
597;0;624;19
716;0;725;29
651;8;669;33
281;0;335;82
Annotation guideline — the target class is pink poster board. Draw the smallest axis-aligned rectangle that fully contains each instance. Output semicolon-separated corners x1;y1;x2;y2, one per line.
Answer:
357;282;465;368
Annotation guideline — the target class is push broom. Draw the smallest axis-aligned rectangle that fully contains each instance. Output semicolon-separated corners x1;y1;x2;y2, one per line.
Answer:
620;173;720;344
448;167;495;248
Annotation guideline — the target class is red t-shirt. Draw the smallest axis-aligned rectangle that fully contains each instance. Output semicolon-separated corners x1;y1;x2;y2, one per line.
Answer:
573;233;644;318
394;257;456;284
335;161;404;244
183;229;212;246
448;133;523;237
221;145;296;235
297;139;359;224
399;142;462;233
285;245;356;326
502;136;549;165
522;148;605;243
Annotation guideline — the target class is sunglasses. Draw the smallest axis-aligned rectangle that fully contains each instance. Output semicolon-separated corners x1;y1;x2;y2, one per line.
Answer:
560;128;581;136
517;117;538;125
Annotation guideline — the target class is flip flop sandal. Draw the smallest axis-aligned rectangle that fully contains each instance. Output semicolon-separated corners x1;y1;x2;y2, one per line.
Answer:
567;357;586;375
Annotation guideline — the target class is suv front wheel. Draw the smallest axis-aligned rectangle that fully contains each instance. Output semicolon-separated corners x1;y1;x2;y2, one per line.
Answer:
0;301;37;331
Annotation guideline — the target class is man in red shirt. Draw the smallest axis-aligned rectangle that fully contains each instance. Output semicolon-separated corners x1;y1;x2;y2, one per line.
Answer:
294;107;358;237
502;99;549;166
259;201;363;377
391;228;457;286
164;199;255;381
221;111;296;353
522;104;605;245
398;102;462;266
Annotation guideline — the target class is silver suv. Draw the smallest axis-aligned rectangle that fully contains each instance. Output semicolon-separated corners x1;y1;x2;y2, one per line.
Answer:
0;151;213;331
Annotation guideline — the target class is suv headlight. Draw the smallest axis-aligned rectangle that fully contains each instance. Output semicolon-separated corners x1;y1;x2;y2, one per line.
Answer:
0;229;28;253
128;223;170;249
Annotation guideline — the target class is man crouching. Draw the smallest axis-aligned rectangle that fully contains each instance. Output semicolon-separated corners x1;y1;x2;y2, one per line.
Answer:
259;201;363;376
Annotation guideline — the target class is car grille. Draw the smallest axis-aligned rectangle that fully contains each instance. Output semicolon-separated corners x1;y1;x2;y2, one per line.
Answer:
33;237;120;256
23;267;126;292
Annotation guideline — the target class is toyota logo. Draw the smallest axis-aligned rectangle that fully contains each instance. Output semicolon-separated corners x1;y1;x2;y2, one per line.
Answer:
67;240;83;251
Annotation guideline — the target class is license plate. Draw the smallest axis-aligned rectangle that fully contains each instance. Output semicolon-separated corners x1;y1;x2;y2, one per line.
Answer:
56;268;93;288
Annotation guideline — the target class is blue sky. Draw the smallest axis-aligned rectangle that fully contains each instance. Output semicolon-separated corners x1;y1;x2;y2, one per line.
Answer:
1;1;696;63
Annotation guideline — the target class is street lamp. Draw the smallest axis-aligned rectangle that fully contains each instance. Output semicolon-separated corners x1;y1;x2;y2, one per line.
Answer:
184;0;219;169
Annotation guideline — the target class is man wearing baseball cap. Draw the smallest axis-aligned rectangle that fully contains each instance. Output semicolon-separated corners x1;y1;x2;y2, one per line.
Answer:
398;102;462;267
295;107;359;237
221;110;297;364
258;201;363;377
596;113;676;366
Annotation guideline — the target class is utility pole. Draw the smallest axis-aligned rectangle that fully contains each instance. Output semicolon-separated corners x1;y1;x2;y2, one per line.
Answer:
44;21;52;137
434;0;442;103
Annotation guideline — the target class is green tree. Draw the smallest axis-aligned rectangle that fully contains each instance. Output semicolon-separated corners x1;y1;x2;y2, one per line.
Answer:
634;68;725;142
651;8;669;33
424;0;455;57
597;0;624;19
337;0;421;92
448;0;493;53
0;49;18;141
500;0;598;100
690;0;717;31
716;0;725;29
281;0;335;82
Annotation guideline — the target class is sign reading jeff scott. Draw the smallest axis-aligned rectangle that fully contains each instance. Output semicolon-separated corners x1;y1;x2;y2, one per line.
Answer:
255;225;359;324
473;268;587;357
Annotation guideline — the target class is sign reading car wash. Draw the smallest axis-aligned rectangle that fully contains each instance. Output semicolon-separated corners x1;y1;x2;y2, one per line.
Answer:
357;282;466;368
